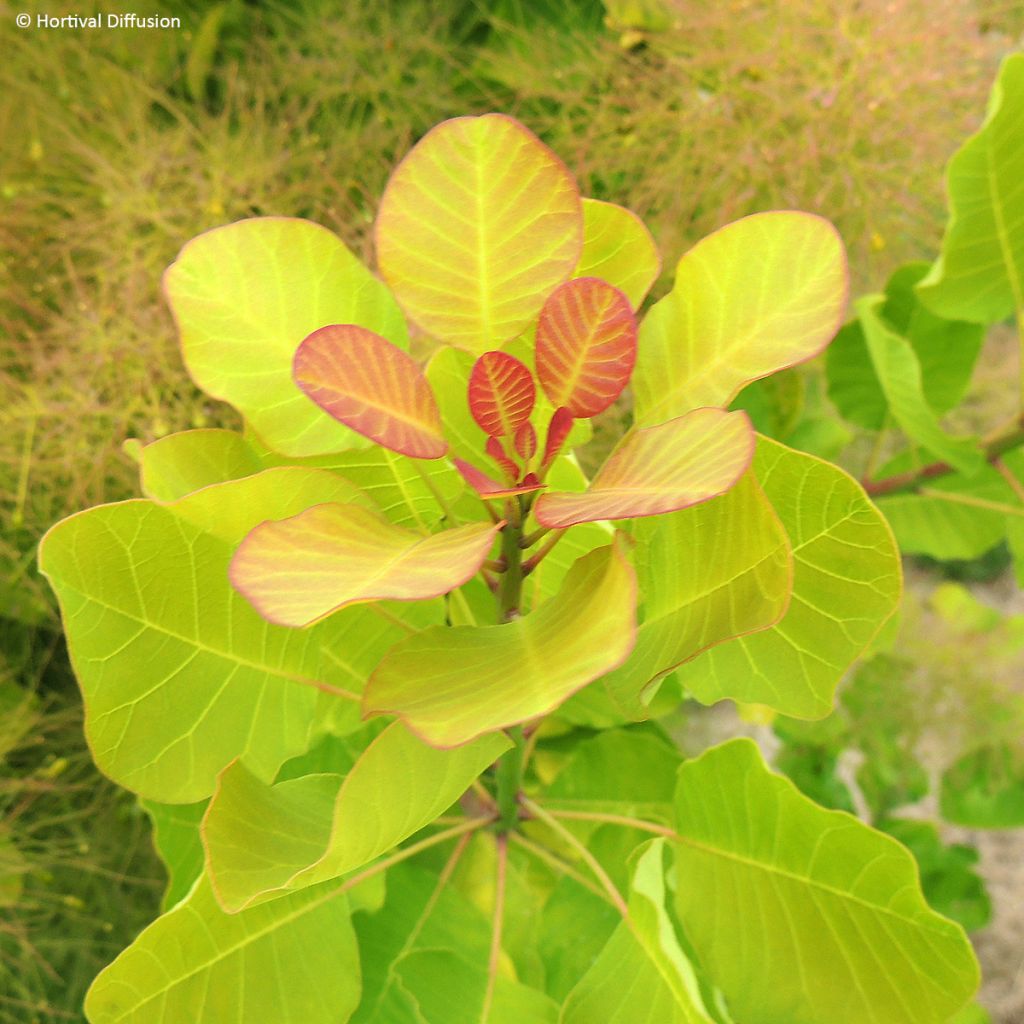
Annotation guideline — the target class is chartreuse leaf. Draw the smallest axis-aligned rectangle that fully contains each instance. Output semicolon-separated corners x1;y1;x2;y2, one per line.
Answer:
563;840;717;1024
134;430;263;501
164;217;407;456
672;740;979;1024
141;800;207;912
468;351;536;438
204;723;509;911
294;325;447;459
574;198;661;309
940;743;1024;828
856;296;982;475
38;469;434;803
230;504;500;627
84;875;358;1024
601;471;791;717
535;409;753;529
375;114;582;352
677;437;901;718
364;541;637;746
916;53;1024;323
633;212;847;423
535;277;637;418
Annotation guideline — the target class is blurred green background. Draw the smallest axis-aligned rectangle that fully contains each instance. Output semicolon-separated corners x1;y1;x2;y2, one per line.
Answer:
1;1;1022;1020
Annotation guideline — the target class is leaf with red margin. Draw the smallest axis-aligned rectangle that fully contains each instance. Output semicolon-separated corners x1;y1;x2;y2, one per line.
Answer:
363;539;637;747
534;409;754;528
536;277;638;418
542;408;575;470
468;351;536;437
375;114;583;352
294;325;447;460
574;198;662;310
453;459;544;500
633;212;848;423
230;504;501;628
514;421;537;461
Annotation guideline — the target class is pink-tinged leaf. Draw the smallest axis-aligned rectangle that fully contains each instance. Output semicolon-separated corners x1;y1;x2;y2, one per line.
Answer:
375;114;583;352
485;436;519;481
230;502;500;627
293;324;447;460
535;277;638;418
542;407;575;469
453;458;544;500
514;421;537;462
468;351;536;438
534;408;754;528
363;539;637;747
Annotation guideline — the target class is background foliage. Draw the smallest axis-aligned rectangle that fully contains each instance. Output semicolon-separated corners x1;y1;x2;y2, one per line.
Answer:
2;0;1023;1021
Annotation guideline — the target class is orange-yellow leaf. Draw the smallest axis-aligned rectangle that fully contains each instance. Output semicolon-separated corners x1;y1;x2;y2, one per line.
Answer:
453;458;544;500
230;503;500;627
534;409;754;528
293;324;447;459
468;351;536;438
542;407;575;470
536;277;637;418
375;114;583;352
363;540;637;746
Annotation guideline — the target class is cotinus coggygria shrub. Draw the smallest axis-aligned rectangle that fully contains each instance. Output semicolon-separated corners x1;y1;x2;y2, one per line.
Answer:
40;114;979;1023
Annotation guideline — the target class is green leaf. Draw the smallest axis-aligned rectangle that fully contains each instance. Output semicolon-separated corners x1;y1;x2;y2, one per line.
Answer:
878;818;991;932
364;541;637;746
204;723;509;910
563;840;717;1024
677;437;901;718
376;114;582;352
535;409;754;528
84;875;359;1024
633;212;847;422
141;799;207;912
856;296;983;475
574;198;661;309
940;743;1024;828
673;739;979;1024
230;504;500;627
916;53;1024;323
164;217;407;456
135;430;263;501
39;469;433;802
600;470;791;717
352;862;493;1023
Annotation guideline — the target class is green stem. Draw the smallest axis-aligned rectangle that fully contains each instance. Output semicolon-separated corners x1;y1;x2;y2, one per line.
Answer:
497;519;524;623
495;726;524;832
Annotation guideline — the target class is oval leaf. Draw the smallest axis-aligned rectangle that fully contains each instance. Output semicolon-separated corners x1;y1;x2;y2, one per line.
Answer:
230;503;502;628
535;408;754;529
535;277;637;418
363;540;637;746
375;114;583;352
634;212;848;422
164;217;408;457
541;406;575;470
294;324;447;459
574;197;661;309
673;739;979;1024
468;351;536;438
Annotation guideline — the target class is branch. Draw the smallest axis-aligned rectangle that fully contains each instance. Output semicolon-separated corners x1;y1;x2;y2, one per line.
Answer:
863;413;1024;498
541;807;680;840
481;835;508;1024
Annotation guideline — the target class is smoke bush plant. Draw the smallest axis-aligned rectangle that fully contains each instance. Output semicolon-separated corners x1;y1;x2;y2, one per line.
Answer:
40;114;978;1022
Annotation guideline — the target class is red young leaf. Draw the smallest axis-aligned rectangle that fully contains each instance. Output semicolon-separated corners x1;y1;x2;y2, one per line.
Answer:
486;436;519;482
453;458;545;499
542;407;575;469
468;351;536;437
294;325;447;459
535;277;637;418
514;421;537;462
